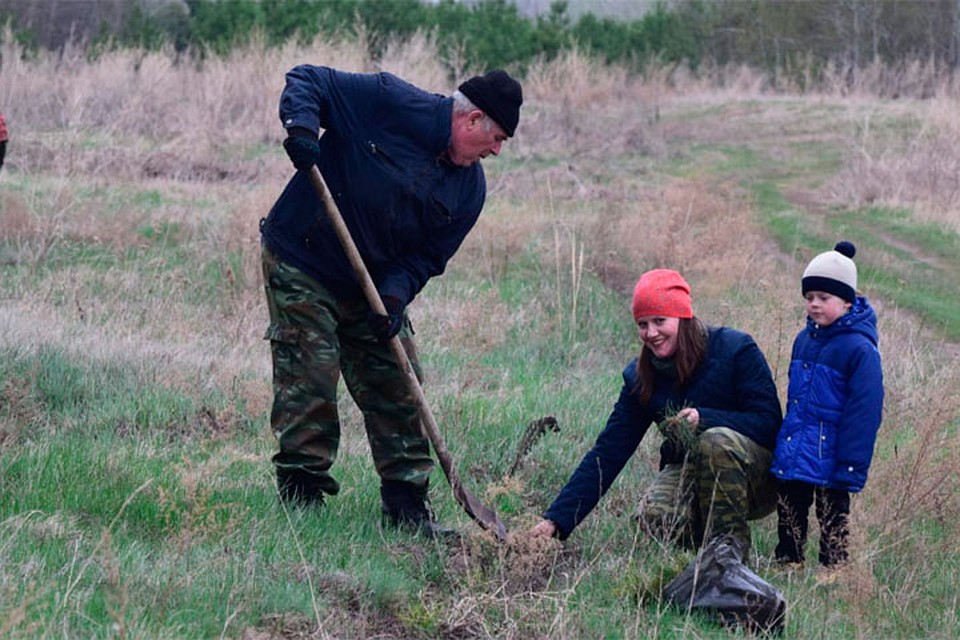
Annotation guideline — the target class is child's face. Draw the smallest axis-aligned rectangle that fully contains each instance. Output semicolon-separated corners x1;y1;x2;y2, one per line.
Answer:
804;291;852;327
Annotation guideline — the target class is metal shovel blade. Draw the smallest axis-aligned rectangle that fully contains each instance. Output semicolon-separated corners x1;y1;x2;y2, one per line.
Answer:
307;166;509;542
454;481;508;541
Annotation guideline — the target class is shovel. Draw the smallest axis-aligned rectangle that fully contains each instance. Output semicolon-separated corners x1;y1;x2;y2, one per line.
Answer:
307;165;508;542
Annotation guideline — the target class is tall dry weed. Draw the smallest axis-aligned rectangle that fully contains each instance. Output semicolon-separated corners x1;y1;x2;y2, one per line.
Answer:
646;61;771;103
374;29;453;92
825;99;960;233
521;48;661;159
815;57;947;100
865;344;960;550
0;29;371;178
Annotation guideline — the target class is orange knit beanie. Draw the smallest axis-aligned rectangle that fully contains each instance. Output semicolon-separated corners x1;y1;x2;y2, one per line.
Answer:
631;269;693;320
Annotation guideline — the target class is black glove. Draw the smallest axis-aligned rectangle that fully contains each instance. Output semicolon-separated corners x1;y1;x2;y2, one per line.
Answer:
282;127;321;170
368;295;405;342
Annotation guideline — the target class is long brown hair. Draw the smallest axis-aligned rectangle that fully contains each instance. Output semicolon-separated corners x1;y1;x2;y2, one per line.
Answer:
635;316;708;405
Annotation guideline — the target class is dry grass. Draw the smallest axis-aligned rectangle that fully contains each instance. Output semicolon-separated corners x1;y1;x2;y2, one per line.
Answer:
2;30;960;639
519;48;663;160
825;97;960;233
0;27;376;180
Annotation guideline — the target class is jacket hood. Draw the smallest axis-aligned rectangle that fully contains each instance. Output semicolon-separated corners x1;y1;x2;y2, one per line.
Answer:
806;295;879;346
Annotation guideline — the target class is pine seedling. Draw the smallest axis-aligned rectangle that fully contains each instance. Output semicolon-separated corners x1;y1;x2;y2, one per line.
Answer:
656;406;700;455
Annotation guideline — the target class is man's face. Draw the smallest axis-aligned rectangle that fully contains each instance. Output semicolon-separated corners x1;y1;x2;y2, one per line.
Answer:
448;111;507;167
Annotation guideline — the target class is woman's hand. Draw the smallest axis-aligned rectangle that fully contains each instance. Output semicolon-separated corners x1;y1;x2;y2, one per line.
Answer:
678;407;700;429
529;519;558;538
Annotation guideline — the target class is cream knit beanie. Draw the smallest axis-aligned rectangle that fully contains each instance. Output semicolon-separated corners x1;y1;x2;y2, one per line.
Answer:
802;241;857;302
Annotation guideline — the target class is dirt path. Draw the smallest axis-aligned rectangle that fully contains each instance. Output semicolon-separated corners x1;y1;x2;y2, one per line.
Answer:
659;97;960;359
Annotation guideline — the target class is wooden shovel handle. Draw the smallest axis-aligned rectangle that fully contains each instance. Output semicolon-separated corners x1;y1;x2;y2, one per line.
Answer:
306;166;507;540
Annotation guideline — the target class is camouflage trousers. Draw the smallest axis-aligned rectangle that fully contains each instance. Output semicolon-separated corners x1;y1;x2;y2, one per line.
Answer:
261;244;433;496
636;427;777;550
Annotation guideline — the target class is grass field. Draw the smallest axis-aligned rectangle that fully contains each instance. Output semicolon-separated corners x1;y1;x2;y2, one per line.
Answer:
2;33;959;639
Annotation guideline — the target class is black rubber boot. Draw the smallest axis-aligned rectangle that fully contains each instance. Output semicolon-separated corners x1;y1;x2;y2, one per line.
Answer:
276;467;325;507
380;480;458;540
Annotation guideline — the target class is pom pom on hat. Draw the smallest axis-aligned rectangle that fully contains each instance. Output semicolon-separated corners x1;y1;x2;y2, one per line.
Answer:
631;269;693;320
458;70;523;137
802;241;858;303
834;241;856;259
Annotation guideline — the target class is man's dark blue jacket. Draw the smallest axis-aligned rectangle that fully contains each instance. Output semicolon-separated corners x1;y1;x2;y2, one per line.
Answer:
261;65;486;305
543;327;783;539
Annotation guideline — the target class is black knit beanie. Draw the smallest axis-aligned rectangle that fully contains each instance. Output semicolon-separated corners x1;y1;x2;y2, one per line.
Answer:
458;70;523;137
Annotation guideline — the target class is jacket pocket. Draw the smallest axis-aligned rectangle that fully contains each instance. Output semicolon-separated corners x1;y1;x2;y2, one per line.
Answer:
428;194;453;226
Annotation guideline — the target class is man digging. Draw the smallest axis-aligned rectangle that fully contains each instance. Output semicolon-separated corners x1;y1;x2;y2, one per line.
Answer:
259;64;522;538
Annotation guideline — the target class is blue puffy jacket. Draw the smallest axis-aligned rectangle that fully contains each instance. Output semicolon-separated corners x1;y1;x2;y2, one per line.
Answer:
261;65;486;304
543;327;782;539
771;297;884;492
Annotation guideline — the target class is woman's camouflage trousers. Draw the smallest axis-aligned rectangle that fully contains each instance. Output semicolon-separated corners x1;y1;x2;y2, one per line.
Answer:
637;427;777;550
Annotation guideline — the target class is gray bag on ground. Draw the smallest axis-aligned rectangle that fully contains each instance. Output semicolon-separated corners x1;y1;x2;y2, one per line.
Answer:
663;535;786;635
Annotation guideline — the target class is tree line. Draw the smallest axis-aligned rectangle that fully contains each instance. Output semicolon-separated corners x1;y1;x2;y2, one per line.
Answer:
2;0;959;80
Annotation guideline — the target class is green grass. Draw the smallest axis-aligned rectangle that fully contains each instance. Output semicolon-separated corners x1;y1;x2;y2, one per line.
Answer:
0;353;454;635
0;252;668;636
758;196;960;341
3;92;960;638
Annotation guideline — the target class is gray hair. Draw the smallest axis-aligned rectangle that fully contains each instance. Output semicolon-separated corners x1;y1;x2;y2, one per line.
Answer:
452;90;495;132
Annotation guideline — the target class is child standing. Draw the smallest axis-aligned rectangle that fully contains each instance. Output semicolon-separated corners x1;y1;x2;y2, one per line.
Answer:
771;241;884;573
